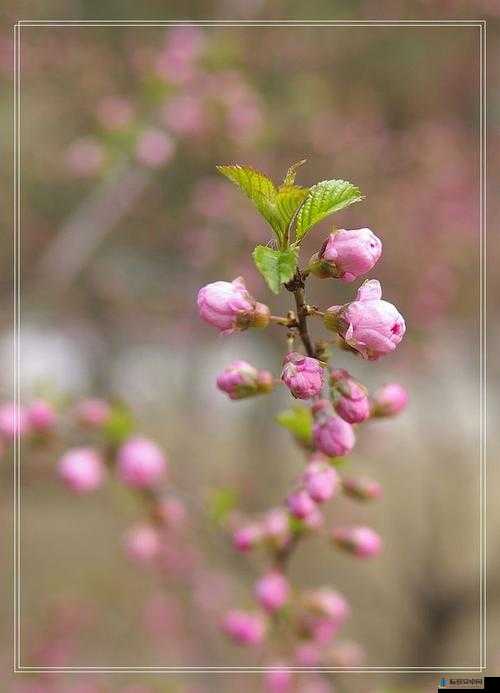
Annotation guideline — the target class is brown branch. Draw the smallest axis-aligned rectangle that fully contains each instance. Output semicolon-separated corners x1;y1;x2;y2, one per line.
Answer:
285;270;317;358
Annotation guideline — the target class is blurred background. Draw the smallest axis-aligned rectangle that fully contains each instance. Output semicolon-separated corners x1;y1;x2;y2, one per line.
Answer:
1;2;499;692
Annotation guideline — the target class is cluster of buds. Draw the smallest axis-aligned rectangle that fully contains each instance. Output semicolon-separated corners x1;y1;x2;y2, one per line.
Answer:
197;162;409;685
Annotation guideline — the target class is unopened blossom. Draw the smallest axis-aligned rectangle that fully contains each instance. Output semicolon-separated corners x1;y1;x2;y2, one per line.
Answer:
135;128;175;168
232;523;262;552
281;352;324;400
221;610;266;646
255;571;290;613
0;402;29;440
324;279;406;360
75;398;111;428
117;437;167;489
309;228;382;281
307;588;351;624
262;508;291;548
217;360;274;400
197;276;270;335
312;400;355;457
342;476;382;501
57;447;105;494
27;400;57;433
330;369;370;424
123;524;161;563
287;489;316;519
371;382;408;416
302;505;324;531
264;663;293;693
331;526;382;558
303;462;340;503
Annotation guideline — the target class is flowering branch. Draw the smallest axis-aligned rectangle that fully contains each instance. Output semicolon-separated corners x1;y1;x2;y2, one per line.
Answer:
197;160;409;689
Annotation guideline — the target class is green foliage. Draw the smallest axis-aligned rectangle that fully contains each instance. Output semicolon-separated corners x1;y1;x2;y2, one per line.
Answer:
103;405;135;446
282;159;307;186
208;487;238;525
276;406;313;447
252;245;298;294
217;164;308;244
295;179;363;241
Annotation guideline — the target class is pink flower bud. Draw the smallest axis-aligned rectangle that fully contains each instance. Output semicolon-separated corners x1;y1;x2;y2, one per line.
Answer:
27;400;57;433
330;369;370;424
75;398;111;428
286;489;316;519
307;588;351;624
264;663;293;693
303;462;340;503
123;524;161;563
135;128;175;168
262;509;291;547
197;276;270;335
342;476;382;501
57;447;105;494
255;571;290;613
371;383;408;416
302;505;324;531
310;228;382;282
312;400;355;457
221;610;266;646
217;360;274;400
117;437;167;488
324;280;406;360
331;526;382;558
281;352;324;400
232;523;262;552
0;402;29;440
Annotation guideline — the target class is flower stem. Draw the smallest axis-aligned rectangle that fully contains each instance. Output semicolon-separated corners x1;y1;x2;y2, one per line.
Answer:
285;270;317;358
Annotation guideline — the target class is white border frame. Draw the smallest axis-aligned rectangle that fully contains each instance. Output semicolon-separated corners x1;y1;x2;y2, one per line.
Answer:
12;18;487;676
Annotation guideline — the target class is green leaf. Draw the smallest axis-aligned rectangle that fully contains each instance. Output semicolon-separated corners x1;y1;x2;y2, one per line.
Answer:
103;406;135;446
252;245;298;294
282;159;307;186
276;406;313;447
217;164;308;242
208;487;238;525
295;179;364;241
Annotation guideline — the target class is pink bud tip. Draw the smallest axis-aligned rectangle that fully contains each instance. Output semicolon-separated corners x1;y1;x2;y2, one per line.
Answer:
330;370;370;424
232;524;262;552
303;462;340;503
57;447;105;494
371;383;408;416
0;402;30;440
315;228;382;282
197;277;268;335
286;489;316;519
217;360;274;400
325;279;406;360
255;571;290;613
117;437;167;489
313;406;355;458
155;496;186;527
27;400;57;433
264;663;293;692
332;526;382;558
281;352;324;400
221;610;266;646
342;476;382;501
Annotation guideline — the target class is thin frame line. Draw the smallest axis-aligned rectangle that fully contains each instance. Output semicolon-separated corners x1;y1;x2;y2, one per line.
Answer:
13;18;487;675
